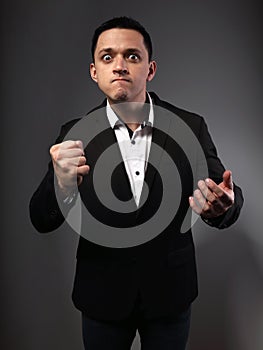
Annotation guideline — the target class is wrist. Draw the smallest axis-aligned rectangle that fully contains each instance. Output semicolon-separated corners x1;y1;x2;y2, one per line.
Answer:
56;178;76;201
62;191;77;205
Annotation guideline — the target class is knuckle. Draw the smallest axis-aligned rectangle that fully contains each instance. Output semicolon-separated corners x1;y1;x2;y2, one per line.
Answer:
202;187;209;197
59;160;67;170
79;156;86;165
56;151;64;161
60;160;73;171
194;189;200;197
76;140;83;149
49;145;57;156
217;191;225;199
210;197;218;205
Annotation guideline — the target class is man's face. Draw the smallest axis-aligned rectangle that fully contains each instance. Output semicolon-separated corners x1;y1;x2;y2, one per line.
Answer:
90;28;156;104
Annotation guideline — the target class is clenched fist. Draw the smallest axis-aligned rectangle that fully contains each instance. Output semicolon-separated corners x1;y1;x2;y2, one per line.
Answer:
50;140;90;196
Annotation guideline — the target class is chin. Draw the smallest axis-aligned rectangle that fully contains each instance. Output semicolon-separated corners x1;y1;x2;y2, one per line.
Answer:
113;91;129;102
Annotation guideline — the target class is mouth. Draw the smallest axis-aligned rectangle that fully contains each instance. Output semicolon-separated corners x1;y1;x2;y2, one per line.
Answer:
111;78;130;83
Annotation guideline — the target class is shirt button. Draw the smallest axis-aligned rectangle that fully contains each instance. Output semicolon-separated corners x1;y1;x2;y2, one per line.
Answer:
135;171;140;176
131;140;135;145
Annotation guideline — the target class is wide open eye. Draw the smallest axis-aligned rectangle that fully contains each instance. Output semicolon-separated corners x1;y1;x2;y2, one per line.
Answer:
103;54;112;61
128;54;139;61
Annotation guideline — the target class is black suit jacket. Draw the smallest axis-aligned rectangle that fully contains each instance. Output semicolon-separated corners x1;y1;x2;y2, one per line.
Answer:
30;92;243;321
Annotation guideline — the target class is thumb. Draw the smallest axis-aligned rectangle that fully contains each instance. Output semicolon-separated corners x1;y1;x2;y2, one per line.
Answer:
223;170;233;190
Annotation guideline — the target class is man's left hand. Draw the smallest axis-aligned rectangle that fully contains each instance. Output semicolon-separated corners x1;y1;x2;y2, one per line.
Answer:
189;170;235;219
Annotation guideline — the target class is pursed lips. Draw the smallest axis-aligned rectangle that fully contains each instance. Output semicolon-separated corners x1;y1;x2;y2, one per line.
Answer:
111;78;131;83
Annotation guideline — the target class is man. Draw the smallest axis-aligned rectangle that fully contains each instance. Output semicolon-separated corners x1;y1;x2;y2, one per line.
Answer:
30;17;243;350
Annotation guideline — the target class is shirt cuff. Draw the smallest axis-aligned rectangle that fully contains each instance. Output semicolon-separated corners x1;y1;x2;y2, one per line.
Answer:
62;191;77;205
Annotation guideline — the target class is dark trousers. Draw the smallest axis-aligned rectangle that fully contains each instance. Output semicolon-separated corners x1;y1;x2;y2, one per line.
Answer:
81;306;191;350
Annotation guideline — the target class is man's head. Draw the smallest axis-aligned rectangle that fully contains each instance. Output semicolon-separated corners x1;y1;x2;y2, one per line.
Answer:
90;17;157;104
91;17;153;63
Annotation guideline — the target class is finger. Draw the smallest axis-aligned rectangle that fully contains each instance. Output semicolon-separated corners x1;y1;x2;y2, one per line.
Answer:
57;148;84;160
197;180;224;211
189;190;211;214
58;140;84;151
50;141;84;160
198;180;212;200
205;178;234;207
197;180;221;207
189;196;202;215
77;174;83;186
193;188;207;210
50;143;61;154
204;178;225;197
223;170;233;190
77;166;90;185
77;155;87;166
59;156;87;169
75;140;84;150
77;165;90;176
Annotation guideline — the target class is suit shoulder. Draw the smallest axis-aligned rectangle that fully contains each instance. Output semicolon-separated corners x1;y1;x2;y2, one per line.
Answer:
150;91;204;127
54;117;83;142
61;99;107;130
61;117;82;130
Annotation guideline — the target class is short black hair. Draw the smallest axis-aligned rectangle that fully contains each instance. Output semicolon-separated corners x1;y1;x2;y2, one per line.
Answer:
91;16;153;62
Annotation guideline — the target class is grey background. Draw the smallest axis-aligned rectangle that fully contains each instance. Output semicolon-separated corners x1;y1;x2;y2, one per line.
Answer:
2;0;262;349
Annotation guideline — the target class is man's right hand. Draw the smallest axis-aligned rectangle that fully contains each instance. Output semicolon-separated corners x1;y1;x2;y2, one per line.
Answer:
50;140;90;196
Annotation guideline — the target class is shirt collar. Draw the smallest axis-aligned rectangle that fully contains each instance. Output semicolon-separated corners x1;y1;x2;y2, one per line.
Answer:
106;92;154;129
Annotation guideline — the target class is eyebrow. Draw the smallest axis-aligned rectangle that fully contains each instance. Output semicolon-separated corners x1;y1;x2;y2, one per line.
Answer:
97;48;143;55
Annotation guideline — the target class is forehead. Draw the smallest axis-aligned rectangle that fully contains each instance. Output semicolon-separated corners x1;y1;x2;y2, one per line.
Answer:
95;28;146;53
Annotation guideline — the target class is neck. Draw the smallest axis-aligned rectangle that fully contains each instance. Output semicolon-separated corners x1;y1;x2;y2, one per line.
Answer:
109;94;150;129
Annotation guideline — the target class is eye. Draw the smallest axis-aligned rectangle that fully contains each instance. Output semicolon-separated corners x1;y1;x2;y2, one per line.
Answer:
128;54;139;61
102;54;112;61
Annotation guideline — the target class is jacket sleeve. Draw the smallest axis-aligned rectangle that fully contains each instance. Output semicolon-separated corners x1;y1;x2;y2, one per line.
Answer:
29;121;79;233
197;117;244;229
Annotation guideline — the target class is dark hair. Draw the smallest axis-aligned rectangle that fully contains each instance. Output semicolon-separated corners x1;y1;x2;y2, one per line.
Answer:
91;16;153;62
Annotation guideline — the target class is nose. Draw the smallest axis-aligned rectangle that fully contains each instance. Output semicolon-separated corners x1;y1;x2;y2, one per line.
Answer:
113;55;128;75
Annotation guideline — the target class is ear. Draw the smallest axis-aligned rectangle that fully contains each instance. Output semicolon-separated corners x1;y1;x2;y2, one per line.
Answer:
146;61;157;82
90;63;98;83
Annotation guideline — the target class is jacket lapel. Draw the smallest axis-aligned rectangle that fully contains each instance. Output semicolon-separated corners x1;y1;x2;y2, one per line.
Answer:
84;94;173;210
88;104;137;208
139;95;172;206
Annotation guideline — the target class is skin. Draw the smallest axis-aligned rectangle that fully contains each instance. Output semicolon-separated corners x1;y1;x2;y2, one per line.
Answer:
90;28;157;130
90;29;156;103
50;140;89;196
50;27;234;218
189;170;234;219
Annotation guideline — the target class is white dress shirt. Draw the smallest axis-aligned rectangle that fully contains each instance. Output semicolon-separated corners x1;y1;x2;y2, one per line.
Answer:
106;93;154;206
